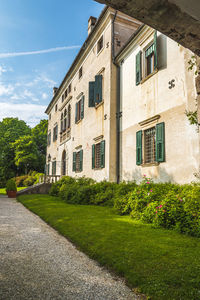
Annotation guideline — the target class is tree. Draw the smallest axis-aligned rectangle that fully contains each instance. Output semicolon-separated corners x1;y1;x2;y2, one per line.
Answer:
32;119;48;173
0;118;31;184
12;136;38;174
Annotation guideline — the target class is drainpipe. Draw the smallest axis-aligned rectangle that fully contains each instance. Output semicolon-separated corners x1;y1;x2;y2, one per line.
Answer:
112;11;121;184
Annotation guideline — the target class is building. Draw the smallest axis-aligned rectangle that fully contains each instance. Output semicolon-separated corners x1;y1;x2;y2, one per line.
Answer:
45;6;142;182
45;7;198;184
115;25;198;183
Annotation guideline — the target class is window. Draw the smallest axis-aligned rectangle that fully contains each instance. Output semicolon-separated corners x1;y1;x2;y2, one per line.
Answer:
136;122;165;165
88;75;103;107
62;94;65;102
67;105;71;128
75;96;84;123
92;140;105;169
49;113;51;120
68;83;71;94
46;163;50;175
65;89;68;99
145;44;155;76
79;67;83;79
97;36;103;53
136;31;157;85
47;131;51;146
72;150;83;172
53;125;58;141
63;109;67;131
60;113;63;133
52;161;56;175
144;127;156;163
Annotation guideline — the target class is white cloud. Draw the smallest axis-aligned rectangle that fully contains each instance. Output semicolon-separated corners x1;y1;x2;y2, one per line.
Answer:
42;93;48;100
0;82;14;96
0;45;80;58
0;66;7;76
0;102;47;127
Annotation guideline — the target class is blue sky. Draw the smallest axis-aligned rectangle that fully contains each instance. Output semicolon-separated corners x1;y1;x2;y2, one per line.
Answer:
0;0;104;127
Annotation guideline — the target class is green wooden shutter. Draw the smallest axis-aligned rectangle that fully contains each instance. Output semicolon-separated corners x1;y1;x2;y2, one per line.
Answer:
136;51;142;86
92;144;95;169
75;103;78;123
154;30;158;70
94;75;102;104
100;140;105;168
81;96;84;119
156;122;165;162
89;81;95;107
136;130;142;165
80;150;83;171
73;152;76;172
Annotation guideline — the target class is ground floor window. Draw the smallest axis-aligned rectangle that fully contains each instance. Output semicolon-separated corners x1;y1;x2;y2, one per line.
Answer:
144;127;156;163
52;161;56;175
92;140;105;169
73;150;83;172
136;122;165;165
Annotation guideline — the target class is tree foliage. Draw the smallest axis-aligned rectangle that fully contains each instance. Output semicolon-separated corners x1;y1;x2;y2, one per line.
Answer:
0;118;48;186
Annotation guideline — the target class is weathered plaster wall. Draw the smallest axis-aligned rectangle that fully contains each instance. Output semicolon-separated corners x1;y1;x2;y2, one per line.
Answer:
46;8;140;182
95;0;200;56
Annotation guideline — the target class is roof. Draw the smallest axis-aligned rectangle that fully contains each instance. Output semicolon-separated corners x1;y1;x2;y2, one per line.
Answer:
114;24;145;63
45;5;109;114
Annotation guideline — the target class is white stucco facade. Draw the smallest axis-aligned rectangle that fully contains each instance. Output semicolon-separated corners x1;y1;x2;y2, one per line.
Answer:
116;26;199;183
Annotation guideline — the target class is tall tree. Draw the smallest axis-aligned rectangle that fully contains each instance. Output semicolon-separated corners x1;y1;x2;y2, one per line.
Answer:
12;136;38;174
0;118;31;184
32;119;48;173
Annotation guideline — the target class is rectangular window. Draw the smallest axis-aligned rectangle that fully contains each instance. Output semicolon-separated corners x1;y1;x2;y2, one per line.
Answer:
62;94;65;102
144;127;156;163
79;67;83;79
73;150;83;172
65;89;68;99
97;36;103;54
135;31;157;85
52;161;56;175
136;122;165;165
75;96;84;123
92;140;105;169
68;83;71;93
88;75;103;107
53;125;58;141
145;44;155;76
47;132;51;146
46;163;50;175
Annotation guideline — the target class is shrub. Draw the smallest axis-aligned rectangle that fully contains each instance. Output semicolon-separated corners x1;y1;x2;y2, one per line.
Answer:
15;175;28;187
6;179;17;192
23;176;35;187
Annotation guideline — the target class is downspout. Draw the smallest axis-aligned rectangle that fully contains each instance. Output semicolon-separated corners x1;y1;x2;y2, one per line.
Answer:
112;11;121;184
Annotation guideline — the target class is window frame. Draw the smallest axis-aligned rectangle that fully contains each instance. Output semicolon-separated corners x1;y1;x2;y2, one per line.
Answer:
97;35;104;54
79;66;83;79
53;124;58;142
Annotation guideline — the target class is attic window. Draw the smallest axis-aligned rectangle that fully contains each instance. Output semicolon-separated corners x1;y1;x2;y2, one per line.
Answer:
97;36;103;54
79;67;83;79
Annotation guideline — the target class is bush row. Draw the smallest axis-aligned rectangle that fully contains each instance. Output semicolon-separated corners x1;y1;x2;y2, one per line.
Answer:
49;176;136;207
15;171;44;187
50;175;200;237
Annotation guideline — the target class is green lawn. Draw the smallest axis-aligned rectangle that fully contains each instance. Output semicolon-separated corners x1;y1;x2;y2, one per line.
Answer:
18;194;200;300
0;187;27;195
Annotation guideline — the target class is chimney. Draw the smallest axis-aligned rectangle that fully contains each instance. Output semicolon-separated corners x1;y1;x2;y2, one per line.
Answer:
88;16;97;35
53;87;58;96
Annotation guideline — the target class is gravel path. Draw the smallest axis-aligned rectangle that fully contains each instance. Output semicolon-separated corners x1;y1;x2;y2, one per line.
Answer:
0;196;139;300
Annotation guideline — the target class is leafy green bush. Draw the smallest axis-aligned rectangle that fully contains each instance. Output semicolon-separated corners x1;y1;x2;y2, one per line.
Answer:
6;179;17;192
23;176;35;186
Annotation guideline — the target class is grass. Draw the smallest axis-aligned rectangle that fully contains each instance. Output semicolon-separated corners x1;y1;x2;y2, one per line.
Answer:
0;187;27;195
18;194;200;300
